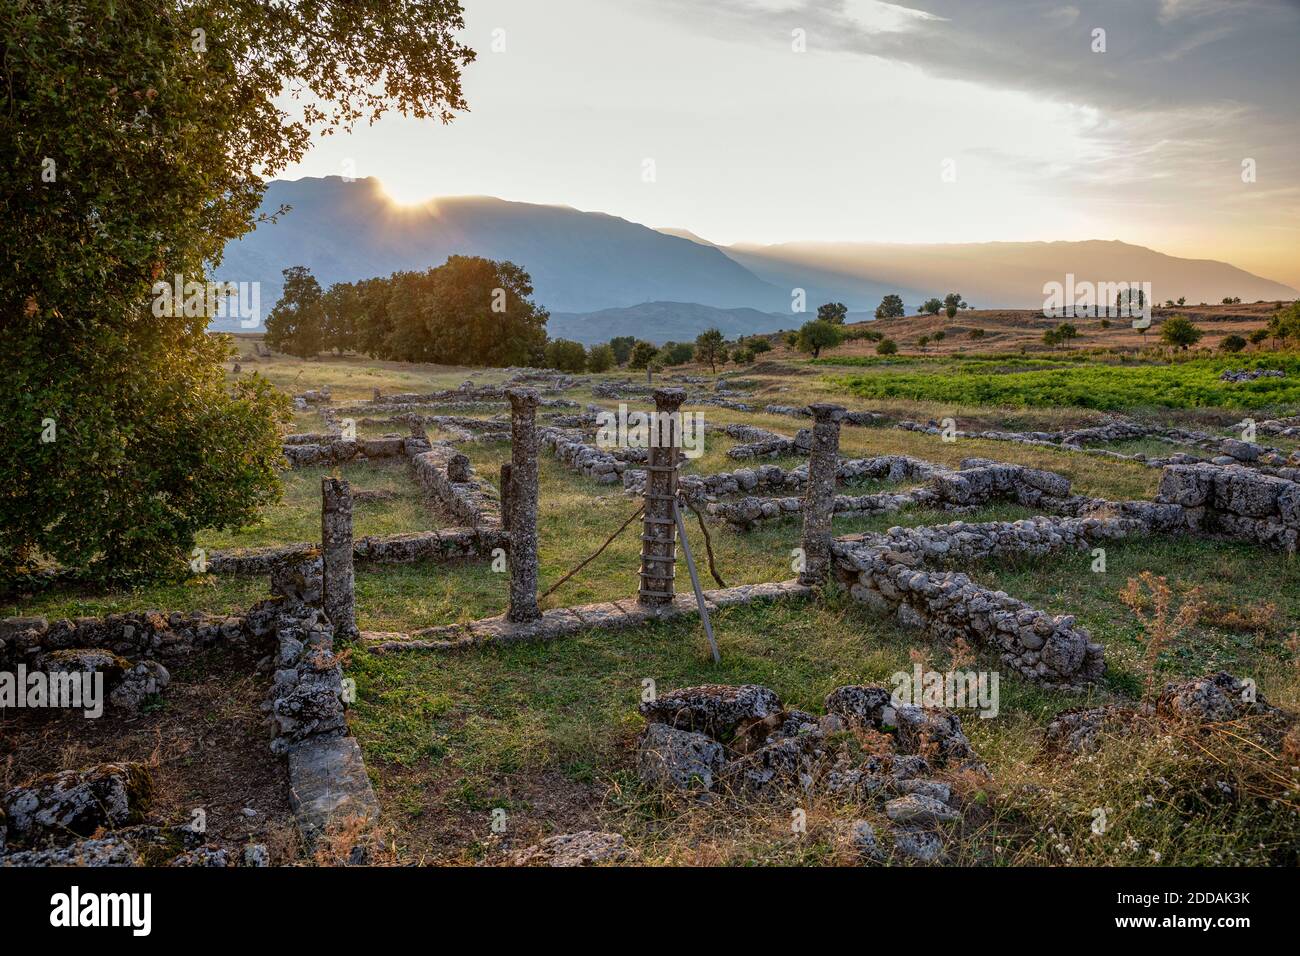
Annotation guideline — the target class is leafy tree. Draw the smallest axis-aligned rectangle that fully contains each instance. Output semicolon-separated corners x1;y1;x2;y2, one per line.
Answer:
694;328;727;372
969;328;986;339
875;294;905;319
748;336;772;354
943;293;967;319
1220;334;1247;353
920;297;943;315
1249;328;1270;346
1266;302;1300;346
586;343;614;373
1043;322;1078;348
321;281;363;354
932;330;946;343
917;335;931;350
1160;314;1203;350
2;0;471;583
545;338;587;372
783;331;799;348
876;338;898;355
657;341;694;366
796;320;843;359
609;336;637;365
628;341;659;369
817;302;848;325
732;347;755;364
265;266;325;358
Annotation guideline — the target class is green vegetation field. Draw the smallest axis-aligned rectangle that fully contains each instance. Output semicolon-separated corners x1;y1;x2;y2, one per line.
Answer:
830;354;1300;411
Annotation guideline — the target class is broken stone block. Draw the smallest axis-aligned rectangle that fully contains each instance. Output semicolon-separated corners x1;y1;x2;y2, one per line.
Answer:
636;723;727;792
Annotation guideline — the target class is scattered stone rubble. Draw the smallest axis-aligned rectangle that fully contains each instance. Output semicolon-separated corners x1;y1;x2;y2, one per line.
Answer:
1042;672;1292;756
1219;368;1285;383
635;683;982;864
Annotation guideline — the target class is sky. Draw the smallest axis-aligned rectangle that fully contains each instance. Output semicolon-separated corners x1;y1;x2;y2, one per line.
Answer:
279;0;1300;287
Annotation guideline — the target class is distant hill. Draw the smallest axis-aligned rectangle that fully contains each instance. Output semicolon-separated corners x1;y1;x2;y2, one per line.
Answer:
212;177;1297;337
548;301;799;345
214;177;786;320
717;239;1298;312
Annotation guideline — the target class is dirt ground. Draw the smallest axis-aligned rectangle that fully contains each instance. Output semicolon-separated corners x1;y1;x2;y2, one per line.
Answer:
0;646;296;859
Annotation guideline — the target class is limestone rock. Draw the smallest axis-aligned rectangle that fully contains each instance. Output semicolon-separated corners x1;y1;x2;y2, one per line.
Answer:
885;793;960;825
508;830;634;867
824;685;892;730
3;762;153;846
0;836;139;867
636;723;726;792
639;684;783;740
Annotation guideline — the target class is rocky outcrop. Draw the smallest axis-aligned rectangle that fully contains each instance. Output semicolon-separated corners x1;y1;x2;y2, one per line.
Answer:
3;763;153;846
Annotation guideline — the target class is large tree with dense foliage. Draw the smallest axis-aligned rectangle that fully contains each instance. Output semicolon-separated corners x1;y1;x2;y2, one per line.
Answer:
1;0;473;584
265;266;326;357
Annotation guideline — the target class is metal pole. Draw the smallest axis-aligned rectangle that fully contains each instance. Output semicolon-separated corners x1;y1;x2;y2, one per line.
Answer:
673;497;720;664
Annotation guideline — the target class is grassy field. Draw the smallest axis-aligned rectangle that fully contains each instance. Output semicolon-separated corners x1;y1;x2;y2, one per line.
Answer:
830;354;1300;412
6;343;1298;866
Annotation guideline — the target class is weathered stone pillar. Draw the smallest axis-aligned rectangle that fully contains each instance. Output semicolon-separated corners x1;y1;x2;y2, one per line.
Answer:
499;462;513;532
321;477;357;638
799;403;846;586
506;388;541;622
639;388;686;605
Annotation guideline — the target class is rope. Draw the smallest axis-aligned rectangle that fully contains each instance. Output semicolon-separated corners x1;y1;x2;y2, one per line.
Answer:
681;494;728;588
540;503;645;600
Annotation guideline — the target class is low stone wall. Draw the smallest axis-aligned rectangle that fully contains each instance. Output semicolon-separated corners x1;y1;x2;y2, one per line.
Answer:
1157;463;1300;552
540;427;631;484
0;610;251;671
831;505;1184;688
282;434;412;468
208;528;507;575
409;444;502;526
710;458;1084;530
725;423;798;459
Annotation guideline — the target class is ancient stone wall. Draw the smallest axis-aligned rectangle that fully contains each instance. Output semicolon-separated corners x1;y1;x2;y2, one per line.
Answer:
1157;463;1300;552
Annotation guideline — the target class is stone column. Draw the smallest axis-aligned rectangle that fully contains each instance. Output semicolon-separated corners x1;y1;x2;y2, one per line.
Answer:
799;403;846;586
499;462;513;532
639;388;686;605
506;388;541;622
321;477;357;638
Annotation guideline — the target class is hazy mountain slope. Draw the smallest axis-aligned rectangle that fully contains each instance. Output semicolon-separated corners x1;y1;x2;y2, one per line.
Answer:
721;239;1298;310
548;301;798;345
214;177;786;319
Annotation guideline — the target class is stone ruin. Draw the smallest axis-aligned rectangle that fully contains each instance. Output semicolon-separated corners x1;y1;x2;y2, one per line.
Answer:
0;478;381;867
